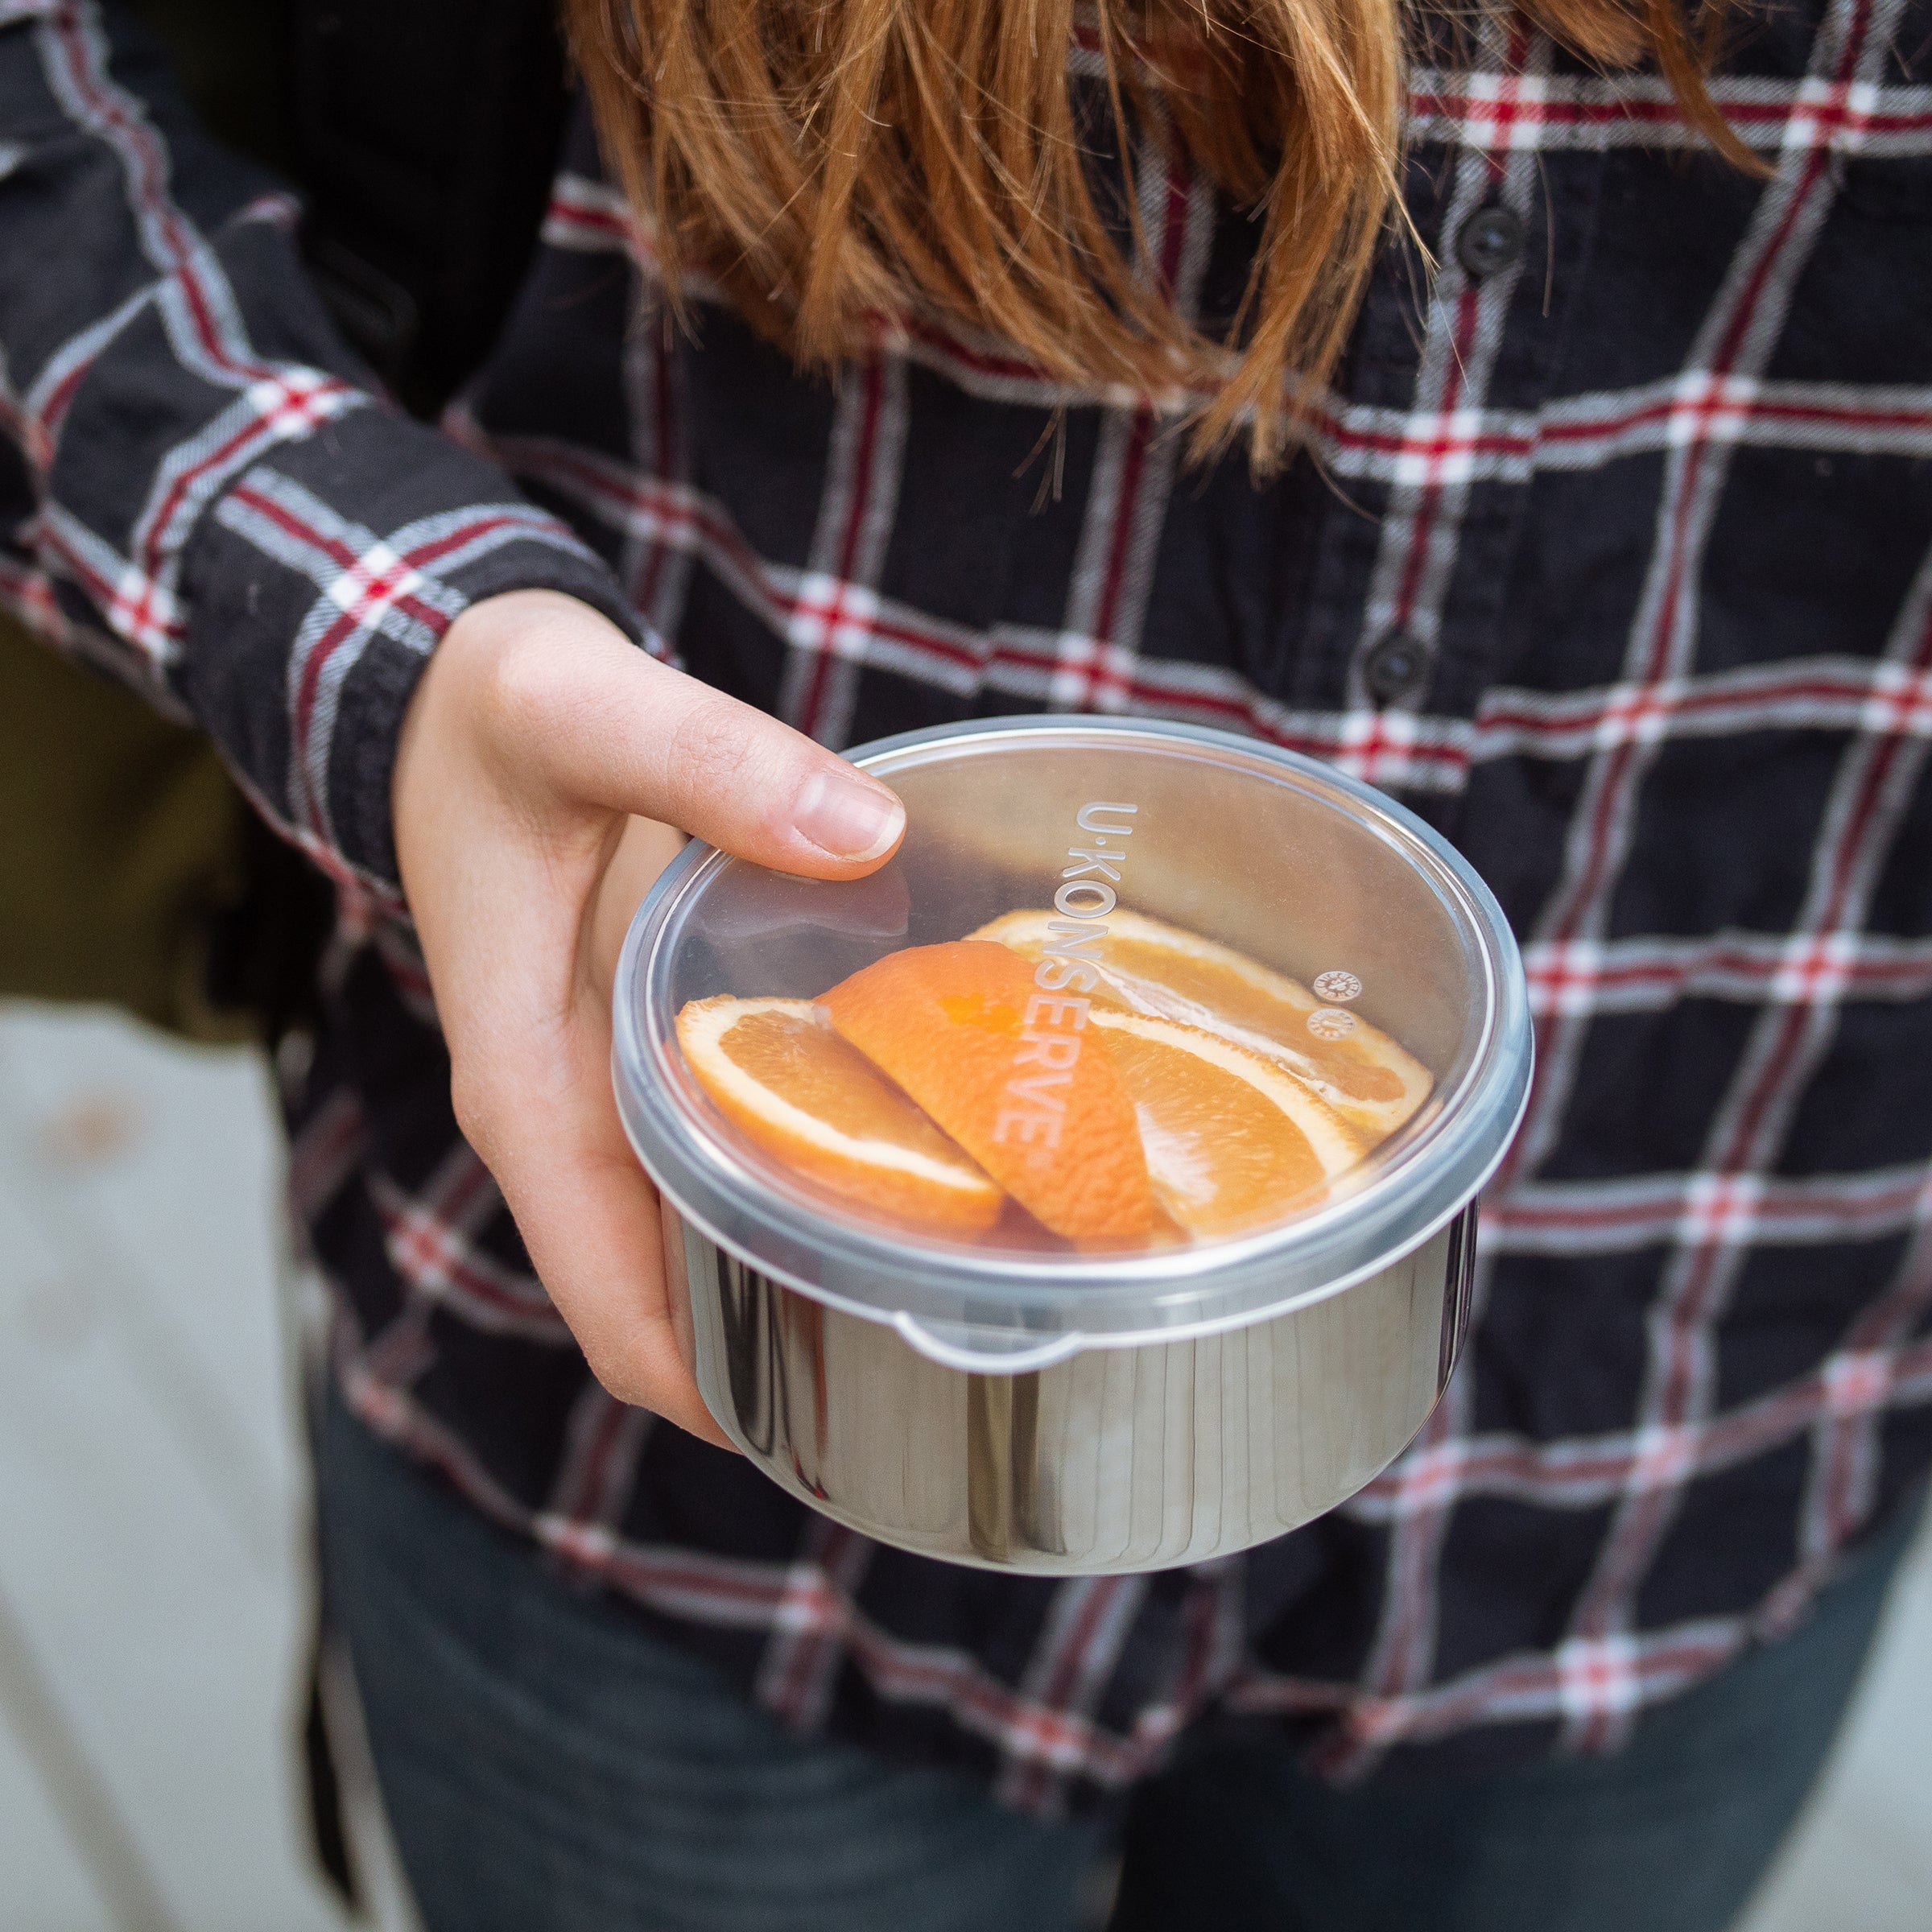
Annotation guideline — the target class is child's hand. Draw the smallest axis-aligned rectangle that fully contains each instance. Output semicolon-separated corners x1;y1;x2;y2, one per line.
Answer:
392;590;905;1443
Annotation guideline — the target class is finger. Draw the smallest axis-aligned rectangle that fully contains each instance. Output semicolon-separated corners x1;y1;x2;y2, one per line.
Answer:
477;592;905;878
428;827;729;1445
457;995;736;1449
585;813;688;1001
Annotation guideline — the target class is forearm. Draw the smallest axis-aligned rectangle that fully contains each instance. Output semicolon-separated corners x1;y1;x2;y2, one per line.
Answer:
0;0;635;892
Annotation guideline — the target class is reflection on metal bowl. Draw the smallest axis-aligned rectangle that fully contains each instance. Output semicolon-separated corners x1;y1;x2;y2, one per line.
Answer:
671;1204;1477;1573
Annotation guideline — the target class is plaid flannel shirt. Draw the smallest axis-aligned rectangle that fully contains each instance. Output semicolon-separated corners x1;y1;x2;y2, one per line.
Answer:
6;0;1932;1810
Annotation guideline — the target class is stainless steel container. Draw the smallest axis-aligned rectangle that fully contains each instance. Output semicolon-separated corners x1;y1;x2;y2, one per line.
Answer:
667;1204;1478;1571
617;718;1530;1575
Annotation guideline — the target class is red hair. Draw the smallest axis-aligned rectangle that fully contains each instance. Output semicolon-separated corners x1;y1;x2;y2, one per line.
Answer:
565;0;1757;467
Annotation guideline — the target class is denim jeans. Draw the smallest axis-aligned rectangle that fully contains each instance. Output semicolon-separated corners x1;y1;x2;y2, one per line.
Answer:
318;1393;1922;1932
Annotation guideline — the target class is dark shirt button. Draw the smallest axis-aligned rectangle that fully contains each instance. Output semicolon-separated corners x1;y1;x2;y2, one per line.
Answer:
1361;628;1432;704
1455;204;1525;280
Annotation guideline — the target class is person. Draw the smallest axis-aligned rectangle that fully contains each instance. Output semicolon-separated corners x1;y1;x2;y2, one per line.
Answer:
4;1;1930;1927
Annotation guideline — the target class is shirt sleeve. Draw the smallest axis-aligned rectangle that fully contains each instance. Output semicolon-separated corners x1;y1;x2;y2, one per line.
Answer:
0;0;640;898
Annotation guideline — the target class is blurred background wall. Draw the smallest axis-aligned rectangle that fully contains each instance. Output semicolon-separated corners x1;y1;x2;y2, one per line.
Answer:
0;999;1926;1932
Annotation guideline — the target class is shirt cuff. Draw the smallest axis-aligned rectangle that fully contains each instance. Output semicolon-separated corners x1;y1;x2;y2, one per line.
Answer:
177;402;641;896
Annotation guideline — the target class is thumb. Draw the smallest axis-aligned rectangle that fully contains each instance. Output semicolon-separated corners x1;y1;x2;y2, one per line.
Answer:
484;592;904;878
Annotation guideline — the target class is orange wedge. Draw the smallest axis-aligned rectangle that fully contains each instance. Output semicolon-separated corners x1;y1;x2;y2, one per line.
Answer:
968;908;1433;1139
675;996;1001;1232
1088;1010;1364;1237
818;940;1156;1242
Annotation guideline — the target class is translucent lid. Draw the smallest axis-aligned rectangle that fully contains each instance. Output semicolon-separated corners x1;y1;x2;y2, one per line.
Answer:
614;718;1530;1360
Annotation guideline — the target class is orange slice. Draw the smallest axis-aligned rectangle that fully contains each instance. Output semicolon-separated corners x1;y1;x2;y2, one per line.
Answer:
818;940;1156;1242
968;908;1433;1139
1088;1010;1364;1237
675;996;1001;1232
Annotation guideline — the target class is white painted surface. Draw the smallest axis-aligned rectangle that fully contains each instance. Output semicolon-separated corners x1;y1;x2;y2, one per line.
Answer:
0;1000;1924;1932
1741;1531;1932;1932
0;1005;365;1932
0;1708;105;1932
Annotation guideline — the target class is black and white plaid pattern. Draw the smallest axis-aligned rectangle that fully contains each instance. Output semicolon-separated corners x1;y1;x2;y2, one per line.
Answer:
6;0;1931;1810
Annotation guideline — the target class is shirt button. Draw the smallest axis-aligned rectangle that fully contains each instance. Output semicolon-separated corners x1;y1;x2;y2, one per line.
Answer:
1361;628;1432;704
1455;204;1525;280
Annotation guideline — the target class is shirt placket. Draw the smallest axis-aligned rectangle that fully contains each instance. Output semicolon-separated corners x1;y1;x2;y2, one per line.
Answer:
1287;31;1612;836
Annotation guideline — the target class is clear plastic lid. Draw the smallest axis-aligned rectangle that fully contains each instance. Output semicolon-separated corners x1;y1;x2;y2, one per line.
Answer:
614;719;1530;1361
